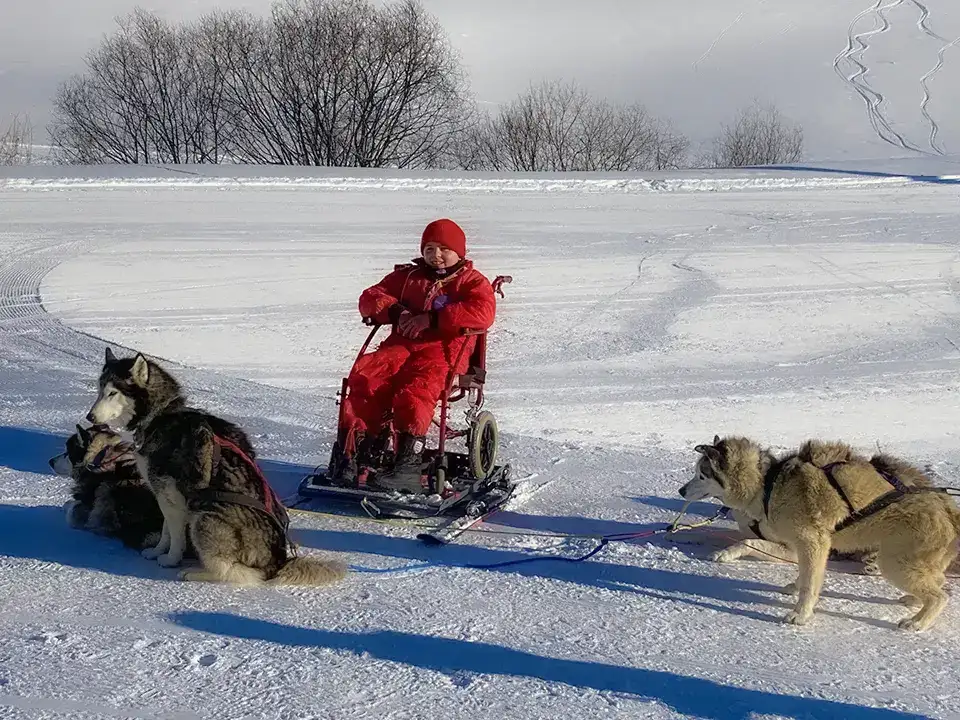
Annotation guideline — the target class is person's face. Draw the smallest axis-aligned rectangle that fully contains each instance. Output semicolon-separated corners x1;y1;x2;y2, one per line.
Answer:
422;242;460;269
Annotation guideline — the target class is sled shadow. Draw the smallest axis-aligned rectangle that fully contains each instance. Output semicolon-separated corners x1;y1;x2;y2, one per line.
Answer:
294;526;788;623
259;458;317;498
0;503;170;580
490;495;726;538
490;510;665;538
171;612;928;720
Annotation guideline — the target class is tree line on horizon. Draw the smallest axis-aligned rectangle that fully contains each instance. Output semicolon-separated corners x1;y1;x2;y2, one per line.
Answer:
2;0;803;170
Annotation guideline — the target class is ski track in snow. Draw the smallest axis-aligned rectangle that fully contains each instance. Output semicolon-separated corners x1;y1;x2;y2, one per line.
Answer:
834;0;927;154
909;0;948;42
691;0;767;70
908;0;954;155
836;0;959;157
917;30;960;156
2;171;960;718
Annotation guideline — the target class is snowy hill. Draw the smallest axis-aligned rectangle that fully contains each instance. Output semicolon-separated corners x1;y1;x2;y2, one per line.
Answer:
1;165;959;718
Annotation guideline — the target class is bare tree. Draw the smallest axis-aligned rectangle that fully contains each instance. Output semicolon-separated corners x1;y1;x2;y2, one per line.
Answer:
51;9;236;163
0;115;34;164
50;0;470;166
217;0;470;166
460;80;687;172
700;102;803;168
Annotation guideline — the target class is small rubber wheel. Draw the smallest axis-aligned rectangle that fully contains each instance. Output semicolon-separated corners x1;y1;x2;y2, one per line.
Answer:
468;411;499;481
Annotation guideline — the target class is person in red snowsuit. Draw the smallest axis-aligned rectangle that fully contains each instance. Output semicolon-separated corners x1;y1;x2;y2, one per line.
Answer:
337;218;497;493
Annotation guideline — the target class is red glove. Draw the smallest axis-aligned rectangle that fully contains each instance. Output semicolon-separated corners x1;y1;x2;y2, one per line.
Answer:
398;311;431;339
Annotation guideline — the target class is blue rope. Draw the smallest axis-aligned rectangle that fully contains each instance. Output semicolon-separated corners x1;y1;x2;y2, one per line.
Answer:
459;537;612;569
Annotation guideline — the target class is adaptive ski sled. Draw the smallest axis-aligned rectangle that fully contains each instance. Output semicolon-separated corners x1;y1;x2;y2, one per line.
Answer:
298;276;519;544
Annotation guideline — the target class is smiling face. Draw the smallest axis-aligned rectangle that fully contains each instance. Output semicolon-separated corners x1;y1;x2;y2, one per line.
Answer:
422;242;461;269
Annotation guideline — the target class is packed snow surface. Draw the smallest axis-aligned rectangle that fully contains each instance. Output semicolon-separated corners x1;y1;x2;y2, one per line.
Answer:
1;163;959;719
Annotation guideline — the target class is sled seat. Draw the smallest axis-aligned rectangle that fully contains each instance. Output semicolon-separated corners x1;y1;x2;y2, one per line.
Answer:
454;332;487;389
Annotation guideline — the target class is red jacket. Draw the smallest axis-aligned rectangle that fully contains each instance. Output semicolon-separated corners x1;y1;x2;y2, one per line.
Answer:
359;259;496;364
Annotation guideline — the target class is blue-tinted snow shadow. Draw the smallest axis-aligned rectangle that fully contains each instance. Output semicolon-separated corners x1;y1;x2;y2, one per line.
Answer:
295;527;902;628
630;494;724;518
485;495;724;539
755;163;960;185
293;526;786;622
489;509;665;538
0;503;168;579
0;425;68;475
171;611;928;720
0;424;316;498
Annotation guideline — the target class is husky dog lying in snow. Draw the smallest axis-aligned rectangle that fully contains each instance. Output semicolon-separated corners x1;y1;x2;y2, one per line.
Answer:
86;347;347;587
49;424;164;550
681;436;960;631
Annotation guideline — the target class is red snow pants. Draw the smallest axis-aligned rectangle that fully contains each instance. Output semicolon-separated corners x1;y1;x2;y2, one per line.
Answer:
342;335;473;438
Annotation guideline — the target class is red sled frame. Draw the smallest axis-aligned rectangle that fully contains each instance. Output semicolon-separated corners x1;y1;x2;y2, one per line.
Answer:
301;275;513;506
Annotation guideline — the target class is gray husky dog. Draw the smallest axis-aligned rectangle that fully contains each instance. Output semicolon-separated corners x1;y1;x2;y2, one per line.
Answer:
87;347;348;587
681;436;960;631
49;424;164;550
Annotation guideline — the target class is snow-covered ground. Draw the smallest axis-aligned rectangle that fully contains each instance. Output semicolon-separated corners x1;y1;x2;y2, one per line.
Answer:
1;164;960;719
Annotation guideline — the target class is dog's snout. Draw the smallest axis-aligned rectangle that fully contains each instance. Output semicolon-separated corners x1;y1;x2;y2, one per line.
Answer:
48;457;56;469
85;411;96;423
679;484;689;499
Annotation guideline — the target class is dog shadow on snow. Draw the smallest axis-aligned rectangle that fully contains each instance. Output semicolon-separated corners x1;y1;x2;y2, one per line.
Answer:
295;526;904;630
0;503;171;580
0;424;314;579
0;424;902;623
171;611;928;720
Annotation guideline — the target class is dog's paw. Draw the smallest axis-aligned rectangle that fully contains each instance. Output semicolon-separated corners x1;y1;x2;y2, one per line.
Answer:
783;610;811;626
140;532;162;550
141;546;164;560
64;501;87;528
157;553;182;568
897;616;928;632
899;594;923;608
862;557;882;576
710;548;739;563
779;582;798;595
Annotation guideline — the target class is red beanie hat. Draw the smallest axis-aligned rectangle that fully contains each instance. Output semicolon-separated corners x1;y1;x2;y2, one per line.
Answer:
421;218;466;258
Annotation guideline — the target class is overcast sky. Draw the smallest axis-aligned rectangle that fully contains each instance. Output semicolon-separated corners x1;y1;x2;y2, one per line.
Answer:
3;1;957;158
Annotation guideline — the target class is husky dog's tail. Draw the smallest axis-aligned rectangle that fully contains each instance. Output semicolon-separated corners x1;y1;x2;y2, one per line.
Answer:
268;555;349;587
869;454;932;488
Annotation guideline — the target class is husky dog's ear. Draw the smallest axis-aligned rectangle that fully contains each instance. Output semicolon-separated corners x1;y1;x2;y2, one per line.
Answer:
713;434;721;446
131;353;150;385
694;444;721;463
105;347;117;364
76;424;92;444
